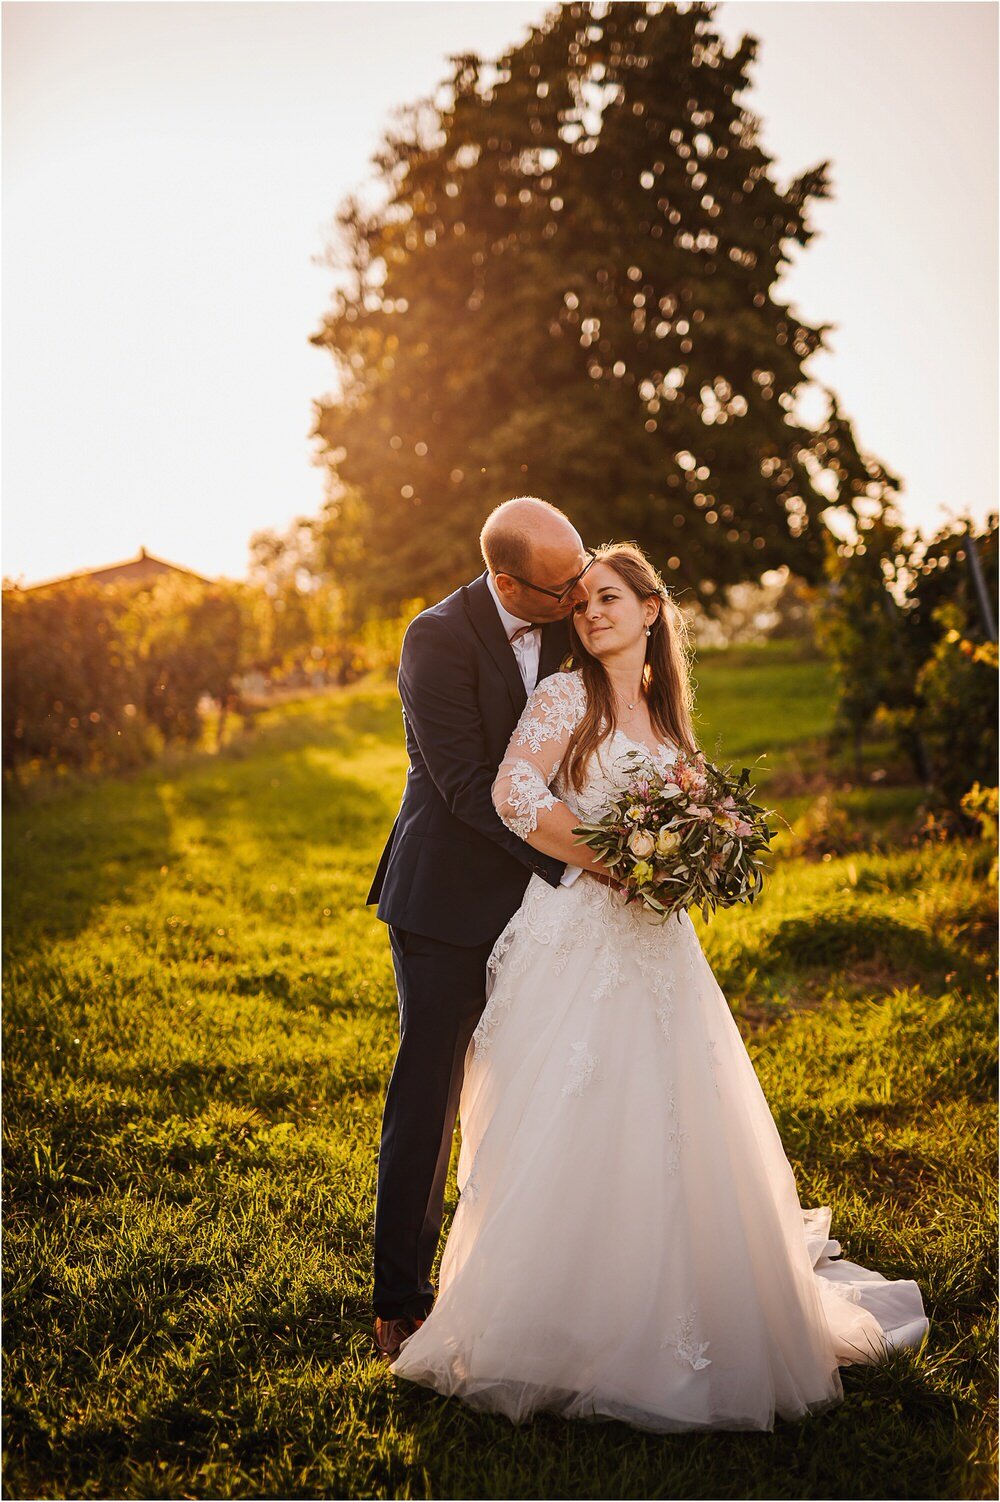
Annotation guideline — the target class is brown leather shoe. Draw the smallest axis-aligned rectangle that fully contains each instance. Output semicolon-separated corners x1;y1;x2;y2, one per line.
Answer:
374;1314;425;1363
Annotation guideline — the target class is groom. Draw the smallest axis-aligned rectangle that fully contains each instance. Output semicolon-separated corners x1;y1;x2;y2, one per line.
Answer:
367;496;595;1359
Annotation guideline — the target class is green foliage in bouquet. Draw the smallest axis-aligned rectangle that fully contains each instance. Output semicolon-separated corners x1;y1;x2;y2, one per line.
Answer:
573;749;774;922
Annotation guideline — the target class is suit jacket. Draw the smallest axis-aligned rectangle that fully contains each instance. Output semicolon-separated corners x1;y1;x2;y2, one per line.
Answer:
367;573;571;946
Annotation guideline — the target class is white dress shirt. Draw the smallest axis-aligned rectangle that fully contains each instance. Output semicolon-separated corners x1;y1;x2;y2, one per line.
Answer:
485;571;540;691
486;572;581;888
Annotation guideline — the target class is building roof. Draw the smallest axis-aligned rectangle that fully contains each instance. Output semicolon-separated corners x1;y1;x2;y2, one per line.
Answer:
17;547;215;593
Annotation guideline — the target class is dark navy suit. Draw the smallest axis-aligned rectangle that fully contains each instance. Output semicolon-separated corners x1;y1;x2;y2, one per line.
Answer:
367;572;570;1318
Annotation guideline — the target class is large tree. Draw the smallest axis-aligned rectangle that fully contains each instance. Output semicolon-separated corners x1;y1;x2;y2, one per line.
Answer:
309;0;897;613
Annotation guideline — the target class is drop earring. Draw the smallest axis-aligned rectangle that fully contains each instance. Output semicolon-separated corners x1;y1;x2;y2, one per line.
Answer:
645;626;651;637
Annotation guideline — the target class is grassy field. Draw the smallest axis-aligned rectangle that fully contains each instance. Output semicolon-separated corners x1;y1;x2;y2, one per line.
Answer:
4;642;996;1500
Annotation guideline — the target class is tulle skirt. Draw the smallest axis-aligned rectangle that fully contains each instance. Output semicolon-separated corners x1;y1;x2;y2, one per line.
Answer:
391;873;929;1432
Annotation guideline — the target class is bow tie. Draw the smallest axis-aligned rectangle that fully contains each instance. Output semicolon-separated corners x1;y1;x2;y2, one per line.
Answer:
508;623;537;644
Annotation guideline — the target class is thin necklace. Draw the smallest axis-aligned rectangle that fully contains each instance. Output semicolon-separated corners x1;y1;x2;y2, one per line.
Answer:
614;685;644;713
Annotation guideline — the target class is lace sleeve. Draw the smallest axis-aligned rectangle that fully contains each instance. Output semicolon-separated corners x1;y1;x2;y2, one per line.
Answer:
492;671;586;841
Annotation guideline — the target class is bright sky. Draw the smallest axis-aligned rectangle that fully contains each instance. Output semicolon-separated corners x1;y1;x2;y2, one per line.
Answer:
3;0;996;588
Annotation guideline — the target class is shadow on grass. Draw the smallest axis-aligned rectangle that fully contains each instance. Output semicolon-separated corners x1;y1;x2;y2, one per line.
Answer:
375;1336;976;1501
3;704;402;962
3;778;175;959
716;903;974;1010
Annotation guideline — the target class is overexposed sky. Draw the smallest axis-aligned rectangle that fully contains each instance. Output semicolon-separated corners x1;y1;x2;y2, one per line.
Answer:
3;0;996;587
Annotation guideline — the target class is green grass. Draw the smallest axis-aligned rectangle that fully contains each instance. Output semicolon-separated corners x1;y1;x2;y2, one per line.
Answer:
4;644;997;1499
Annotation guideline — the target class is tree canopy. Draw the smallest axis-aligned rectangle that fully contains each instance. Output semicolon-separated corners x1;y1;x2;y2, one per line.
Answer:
309;0;897;613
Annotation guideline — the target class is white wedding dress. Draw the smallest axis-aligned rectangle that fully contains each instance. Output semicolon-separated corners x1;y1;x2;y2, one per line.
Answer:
390;670;929;1432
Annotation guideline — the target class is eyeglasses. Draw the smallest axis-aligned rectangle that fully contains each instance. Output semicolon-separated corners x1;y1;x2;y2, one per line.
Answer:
501;548;597;603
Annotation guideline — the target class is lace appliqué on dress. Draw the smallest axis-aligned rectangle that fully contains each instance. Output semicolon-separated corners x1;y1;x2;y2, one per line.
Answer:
512;671;586;754
493;671;585;839
593;929;624;1005
664;1088;687;1173
494;757;558;841
662;1305;712;1370
459;1151;481;1206
561;1040;598;1098
481;697;696;1065
684;922;704;995
553;903;596;974
473;981;517;1059
633;929;678;1043
476;880;570;1058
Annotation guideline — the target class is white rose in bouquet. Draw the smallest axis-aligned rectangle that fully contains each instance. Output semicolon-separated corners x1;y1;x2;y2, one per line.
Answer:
627;828;656;859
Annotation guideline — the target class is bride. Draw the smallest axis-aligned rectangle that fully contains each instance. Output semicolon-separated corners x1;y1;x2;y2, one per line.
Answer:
390;542;929;1432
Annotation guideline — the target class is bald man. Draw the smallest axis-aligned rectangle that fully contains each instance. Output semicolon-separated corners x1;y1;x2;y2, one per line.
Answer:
367;497;595;1358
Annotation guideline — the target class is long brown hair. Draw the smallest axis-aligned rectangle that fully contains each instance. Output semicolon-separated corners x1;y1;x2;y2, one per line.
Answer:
563;542;697;791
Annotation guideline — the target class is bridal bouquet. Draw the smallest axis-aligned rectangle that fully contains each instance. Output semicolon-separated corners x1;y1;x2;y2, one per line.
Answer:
572;749;774;922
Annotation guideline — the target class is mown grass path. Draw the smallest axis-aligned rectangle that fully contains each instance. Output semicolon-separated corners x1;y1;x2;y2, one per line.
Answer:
4;646;996;1499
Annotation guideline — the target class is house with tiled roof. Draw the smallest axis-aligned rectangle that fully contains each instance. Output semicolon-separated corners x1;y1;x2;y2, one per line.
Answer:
17;547;214;593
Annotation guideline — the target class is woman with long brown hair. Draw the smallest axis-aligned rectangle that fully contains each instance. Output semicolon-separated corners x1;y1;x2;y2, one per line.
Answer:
390;540;928;1432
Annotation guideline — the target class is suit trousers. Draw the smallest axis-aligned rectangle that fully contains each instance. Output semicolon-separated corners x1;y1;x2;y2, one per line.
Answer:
373;924;499;1319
